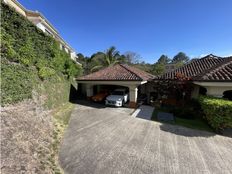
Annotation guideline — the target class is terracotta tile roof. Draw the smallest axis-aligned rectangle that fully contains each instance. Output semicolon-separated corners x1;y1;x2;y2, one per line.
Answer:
193;57;232;81
77;64;155;81
158;54;232;82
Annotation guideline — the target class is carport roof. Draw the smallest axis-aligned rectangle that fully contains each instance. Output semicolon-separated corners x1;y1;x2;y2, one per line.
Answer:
77;64;155;81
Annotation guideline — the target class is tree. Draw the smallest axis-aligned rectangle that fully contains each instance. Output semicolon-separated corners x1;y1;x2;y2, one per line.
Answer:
123;51;141;64
151;55;170;75
90;46;125;72
152;63;165;75
157;55;171;64
172;52;189;64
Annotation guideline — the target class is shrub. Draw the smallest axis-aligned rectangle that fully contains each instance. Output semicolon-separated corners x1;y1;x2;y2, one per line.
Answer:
198;96;232;132
38;67;56;79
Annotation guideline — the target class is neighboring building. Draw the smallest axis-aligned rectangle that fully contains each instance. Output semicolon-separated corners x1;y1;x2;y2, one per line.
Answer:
3;0;79;63
158;54;232;98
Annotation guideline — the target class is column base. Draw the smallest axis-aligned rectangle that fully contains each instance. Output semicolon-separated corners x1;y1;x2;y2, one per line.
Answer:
129;101;137;108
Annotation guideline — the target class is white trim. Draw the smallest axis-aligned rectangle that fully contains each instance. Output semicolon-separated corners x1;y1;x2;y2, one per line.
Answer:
193;82;232;87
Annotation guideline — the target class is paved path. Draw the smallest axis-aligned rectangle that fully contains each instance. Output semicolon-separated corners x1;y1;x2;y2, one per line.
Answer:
132;105;154;120
59;104;232;174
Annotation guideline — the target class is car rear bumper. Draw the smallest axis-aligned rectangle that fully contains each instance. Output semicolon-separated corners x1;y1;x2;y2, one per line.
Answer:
105;100;122;107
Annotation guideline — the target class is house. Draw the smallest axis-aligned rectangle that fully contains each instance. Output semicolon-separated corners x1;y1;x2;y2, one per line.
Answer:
76;64;155;108
77;54;232;108
3;0;80;63
156;54;232;99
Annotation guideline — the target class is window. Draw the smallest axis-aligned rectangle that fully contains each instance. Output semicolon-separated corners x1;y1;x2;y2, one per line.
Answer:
45;29;53;37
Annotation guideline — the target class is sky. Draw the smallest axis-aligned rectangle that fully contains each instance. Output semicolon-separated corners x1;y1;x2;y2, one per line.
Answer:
18;0;232;63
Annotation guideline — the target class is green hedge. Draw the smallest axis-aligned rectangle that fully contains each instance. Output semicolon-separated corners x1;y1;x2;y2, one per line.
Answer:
1;1;82;105
198;96;232;132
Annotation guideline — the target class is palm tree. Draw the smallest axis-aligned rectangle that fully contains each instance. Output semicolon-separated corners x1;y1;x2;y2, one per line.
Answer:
90;46;125;72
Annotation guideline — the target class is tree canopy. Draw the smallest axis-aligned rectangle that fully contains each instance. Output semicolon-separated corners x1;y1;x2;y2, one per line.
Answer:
172;52;189;64
78;47;190;76
90;46;126;72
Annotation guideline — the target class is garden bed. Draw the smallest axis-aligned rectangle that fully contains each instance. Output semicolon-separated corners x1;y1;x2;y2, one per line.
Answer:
151;106;213;132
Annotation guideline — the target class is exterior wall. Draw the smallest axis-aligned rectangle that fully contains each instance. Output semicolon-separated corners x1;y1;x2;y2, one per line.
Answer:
64;47;69;54
193;82;232;98
205;86;232;97
70;52;77;60
36;22;46;32
4;0;26;16
27;15;57;38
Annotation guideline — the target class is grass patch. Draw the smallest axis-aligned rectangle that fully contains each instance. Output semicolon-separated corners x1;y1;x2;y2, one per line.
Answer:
151;107;213;132
45;102;74;174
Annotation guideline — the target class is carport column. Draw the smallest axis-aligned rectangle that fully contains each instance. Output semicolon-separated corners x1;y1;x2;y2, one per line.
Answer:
86;84;93;100
129;86;138;108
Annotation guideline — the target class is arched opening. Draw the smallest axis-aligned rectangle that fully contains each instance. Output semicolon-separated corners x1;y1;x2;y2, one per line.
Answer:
199;86;207;95
223;90;232;101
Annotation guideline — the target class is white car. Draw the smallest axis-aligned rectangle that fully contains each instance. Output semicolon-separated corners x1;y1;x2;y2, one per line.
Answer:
105;89;129;107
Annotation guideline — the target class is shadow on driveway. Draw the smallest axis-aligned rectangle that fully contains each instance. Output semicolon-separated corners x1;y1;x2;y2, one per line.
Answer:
159;123;215;137
70;99;106;109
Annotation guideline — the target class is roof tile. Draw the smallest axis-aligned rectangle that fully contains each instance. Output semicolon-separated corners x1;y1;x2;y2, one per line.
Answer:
77;64;155;81
159;54;232;82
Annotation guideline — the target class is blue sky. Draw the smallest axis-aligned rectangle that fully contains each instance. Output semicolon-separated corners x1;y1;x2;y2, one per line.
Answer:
19;0;232;63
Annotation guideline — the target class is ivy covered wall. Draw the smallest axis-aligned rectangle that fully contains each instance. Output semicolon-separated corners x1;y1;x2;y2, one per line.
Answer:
1;1;82;105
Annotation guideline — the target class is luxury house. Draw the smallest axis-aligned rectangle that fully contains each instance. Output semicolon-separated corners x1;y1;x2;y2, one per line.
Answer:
3;0;79;63
77;54;232;108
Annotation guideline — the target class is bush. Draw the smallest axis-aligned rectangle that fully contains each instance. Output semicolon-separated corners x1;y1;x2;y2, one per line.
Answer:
38;67;56;79
198;96;232;132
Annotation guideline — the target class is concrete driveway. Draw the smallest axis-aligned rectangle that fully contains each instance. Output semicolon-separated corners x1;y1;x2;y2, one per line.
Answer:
59;103;232;174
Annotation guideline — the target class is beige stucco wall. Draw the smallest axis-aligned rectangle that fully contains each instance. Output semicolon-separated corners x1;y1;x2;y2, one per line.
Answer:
193;82;232;97
205;86;232;97
4;0;26;16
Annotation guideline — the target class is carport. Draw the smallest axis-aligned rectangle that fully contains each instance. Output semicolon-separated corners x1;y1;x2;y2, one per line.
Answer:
76;64;154;108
